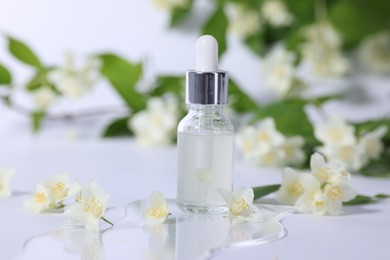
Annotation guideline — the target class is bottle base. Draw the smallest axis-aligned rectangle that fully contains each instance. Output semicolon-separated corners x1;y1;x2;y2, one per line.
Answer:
177;202;227;214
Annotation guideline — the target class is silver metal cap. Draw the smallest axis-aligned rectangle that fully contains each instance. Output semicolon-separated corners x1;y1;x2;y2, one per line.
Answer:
185;70;228;105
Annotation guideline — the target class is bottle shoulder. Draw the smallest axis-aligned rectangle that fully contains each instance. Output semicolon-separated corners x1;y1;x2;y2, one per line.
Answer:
178;113;234;135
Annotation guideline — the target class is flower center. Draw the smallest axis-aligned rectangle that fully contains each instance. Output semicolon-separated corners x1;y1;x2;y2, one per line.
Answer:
231;198;249;215
258;131;270;142
287;182;303;196
148;207;167;219
316;167;331;183
35;192;47;203
242;140;253;152
328;186;343;201
51;182;67;200
83;197;103;217
315;200;324;207
327;128;343;142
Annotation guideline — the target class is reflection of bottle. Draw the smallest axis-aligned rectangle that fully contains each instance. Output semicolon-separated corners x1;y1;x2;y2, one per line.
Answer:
177;35;234;214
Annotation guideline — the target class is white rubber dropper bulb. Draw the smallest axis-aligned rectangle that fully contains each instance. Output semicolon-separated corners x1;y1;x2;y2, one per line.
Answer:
195;35;218;72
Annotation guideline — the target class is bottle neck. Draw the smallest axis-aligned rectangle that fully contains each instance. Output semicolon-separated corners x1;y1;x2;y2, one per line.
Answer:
187;104;226;116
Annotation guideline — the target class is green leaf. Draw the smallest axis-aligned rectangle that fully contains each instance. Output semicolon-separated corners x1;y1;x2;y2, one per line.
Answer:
343;195;374;206
329;0;390;48
375;194;390;199
253;184;281;200
102;117;133;138
244;34;266;56
26;71;48;91
251;99;315;142
343;193;390;206
201;5;228;57
355;119;390;138
151;76;185;98
0;63;12;85
7;37;42;68
99;54;146;112
169;0;194;27
229;79;258;113
360;153;390;178
32;111;45;133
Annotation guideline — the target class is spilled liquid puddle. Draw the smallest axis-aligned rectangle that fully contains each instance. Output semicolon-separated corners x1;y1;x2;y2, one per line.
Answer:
12;200;296;260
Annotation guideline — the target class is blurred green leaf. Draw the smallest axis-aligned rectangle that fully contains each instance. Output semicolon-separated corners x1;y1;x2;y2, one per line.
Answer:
343;193;390;206
32;111;45;133
244;34;266;56
102;117;133;138
355;119;390;139
329;0;390;48
202;5;228;57
169;0;194;27
360;154;390;178
253;184;281;200
99;54;146;112
151;75;184;97
229;79;258;113
7;37;42;68
26;71;48;91
284;0;315;25
343;195;374;206
251;99;316;143
375;194;390;199
0;63;12;85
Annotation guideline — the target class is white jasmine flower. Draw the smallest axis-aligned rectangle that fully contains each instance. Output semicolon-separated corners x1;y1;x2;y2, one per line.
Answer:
262;46;302;98
294;175;324;214
33;87;57;111
279;153;357;216
358;31;390;74
359;126;388;160
318;144;367;172
275;168;311;205
65;182;110;232
301;21;349;78
314;116;356;146
310;152;351;185
48;52;101;99
143;191;170;225
281;136;306;166
262;0;294;27
24;182;52;214
218;187;263;223
47;173;81;206
322;183;356;216
228;4;262;37
255;117;285;147
130;96;179;147
235;126;260;164
0;168;15;198
236;118;305;167
152;0;188;10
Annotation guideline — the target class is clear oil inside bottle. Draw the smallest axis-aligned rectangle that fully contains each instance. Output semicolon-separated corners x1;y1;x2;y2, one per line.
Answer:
177;105;234;214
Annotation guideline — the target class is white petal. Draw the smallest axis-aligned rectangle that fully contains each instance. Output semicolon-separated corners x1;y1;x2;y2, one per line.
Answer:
340;185;357;202
64;203;88;222
218;188;233;205
149;191;167;209
234;187;254;205
310;152;326;174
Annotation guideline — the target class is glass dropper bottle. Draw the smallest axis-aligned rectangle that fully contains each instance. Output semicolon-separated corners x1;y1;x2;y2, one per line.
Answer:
177;35;234;214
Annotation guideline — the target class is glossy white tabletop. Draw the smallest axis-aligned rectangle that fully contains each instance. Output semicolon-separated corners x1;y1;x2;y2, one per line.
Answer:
1;138;389;260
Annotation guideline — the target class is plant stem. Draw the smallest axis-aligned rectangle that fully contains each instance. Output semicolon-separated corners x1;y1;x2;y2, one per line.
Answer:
0;93;128;121
101;216;114;226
